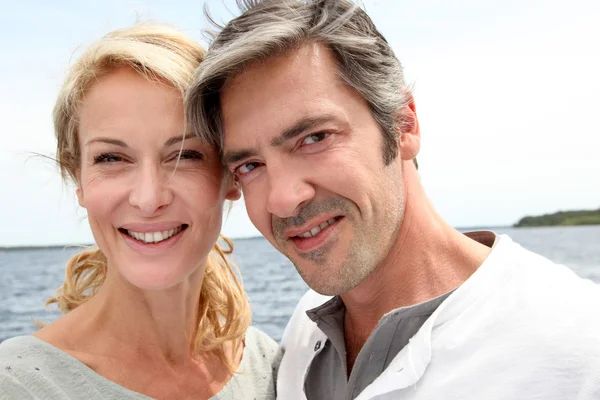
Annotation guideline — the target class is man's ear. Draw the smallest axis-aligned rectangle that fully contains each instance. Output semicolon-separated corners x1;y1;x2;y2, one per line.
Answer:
397;91;421;162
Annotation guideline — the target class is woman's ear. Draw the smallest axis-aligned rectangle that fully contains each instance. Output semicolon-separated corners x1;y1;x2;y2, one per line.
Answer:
225;178;242;201
75;172;86;208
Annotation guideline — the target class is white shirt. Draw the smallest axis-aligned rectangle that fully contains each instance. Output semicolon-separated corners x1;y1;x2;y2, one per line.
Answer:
277;234;600;399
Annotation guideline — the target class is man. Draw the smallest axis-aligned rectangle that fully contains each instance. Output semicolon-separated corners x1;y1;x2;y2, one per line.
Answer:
187;1;600;399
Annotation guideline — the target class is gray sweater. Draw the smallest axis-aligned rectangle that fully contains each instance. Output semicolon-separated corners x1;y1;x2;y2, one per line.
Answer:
0;326;280;399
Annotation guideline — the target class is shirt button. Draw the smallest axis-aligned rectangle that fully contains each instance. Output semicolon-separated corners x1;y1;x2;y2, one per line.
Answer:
314;341;322;351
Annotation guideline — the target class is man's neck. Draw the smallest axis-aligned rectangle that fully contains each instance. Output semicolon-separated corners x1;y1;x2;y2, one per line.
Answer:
340;178;492;373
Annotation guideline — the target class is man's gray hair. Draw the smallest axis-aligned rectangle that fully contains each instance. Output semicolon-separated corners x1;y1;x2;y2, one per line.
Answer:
187;0;413;166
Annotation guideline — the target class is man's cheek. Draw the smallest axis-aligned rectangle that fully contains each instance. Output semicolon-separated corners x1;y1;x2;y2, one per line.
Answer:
245;198;270;235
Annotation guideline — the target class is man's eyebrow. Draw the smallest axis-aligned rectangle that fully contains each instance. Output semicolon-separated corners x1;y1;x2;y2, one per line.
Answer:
224;149;258;166
223;115;338;166
270;115;338;147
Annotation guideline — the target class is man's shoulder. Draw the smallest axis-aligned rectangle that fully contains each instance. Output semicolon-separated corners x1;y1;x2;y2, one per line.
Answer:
489;235;599;298
463;235;600;352
503;235;600;301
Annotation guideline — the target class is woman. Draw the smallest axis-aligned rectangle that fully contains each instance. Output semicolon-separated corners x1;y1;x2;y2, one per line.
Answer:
0;25;279;399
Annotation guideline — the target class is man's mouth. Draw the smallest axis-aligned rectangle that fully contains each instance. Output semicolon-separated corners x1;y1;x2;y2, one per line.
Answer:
118;224;188;244
292;216;342;239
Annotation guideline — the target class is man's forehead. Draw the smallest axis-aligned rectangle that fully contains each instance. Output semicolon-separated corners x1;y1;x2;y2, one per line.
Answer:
220;43;339;112
219;42;348;161
224;42;330;87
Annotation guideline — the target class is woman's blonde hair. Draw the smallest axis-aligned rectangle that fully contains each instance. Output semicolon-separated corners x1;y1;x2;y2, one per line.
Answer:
48;24;251;369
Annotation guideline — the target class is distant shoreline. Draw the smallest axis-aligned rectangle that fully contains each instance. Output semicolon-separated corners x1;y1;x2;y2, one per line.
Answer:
0;245;95;251
514;208;600;228
3;218;598;250
0;228;508;250
0;236;266;250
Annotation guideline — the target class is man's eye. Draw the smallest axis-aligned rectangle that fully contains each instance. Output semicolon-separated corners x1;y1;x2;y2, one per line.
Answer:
237;162;259;175
302;132;329;145
93;152;122;164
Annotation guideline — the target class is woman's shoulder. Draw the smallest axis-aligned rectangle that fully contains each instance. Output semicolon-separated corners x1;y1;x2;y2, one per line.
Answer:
239;326;282;375
0;336;63;399
0;336;150;400
244;326;278;356
0;335;54;367
213;326;282;400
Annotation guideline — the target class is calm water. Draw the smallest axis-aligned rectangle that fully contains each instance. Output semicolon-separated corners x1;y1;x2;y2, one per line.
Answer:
1;226;599;343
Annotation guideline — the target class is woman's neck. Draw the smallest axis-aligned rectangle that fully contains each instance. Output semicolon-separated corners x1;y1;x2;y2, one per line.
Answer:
39;263;208;366
34;263;241;399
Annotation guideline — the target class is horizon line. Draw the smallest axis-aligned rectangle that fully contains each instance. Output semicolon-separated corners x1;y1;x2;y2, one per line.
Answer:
0;225;514;250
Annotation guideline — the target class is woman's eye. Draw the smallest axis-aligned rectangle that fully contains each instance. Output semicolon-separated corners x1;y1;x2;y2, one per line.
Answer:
93;152;122;164
174;150;204;161
302;132;329;145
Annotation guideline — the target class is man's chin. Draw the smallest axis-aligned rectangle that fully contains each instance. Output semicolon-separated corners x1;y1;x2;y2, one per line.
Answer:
292;264;349;296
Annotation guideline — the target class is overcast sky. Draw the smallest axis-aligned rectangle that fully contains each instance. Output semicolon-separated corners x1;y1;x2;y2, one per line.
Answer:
1;0;599;247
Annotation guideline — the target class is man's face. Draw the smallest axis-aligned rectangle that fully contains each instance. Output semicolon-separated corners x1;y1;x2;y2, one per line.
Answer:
221;43;408;295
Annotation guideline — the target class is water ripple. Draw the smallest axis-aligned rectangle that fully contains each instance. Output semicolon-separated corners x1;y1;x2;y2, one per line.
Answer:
1;227;599;343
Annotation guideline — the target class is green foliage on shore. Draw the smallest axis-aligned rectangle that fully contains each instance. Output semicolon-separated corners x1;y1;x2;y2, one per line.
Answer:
514;208;600;227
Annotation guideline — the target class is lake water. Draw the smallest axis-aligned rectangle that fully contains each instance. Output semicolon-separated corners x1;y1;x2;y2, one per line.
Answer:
1;226;599;343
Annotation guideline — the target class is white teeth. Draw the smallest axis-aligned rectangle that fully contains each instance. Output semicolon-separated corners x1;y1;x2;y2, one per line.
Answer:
126;226;183;244
296;218;338;239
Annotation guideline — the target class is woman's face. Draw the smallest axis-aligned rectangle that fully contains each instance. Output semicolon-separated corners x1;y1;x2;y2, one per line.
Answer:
76;67;240;290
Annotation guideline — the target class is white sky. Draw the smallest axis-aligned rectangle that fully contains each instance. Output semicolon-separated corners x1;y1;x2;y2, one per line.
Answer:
1;0;599;247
